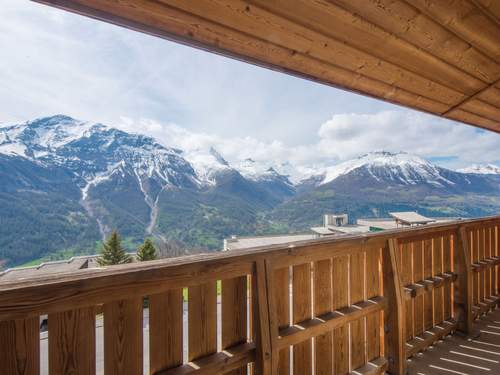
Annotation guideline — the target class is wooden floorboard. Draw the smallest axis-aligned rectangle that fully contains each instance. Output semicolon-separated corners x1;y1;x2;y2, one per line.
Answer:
408;308;500;375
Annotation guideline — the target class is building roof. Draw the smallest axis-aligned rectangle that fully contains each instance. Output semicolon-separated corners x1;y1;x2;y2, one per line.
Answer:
225;234;316;251
0;253;135;281
37;0;500;133
389;212;436;225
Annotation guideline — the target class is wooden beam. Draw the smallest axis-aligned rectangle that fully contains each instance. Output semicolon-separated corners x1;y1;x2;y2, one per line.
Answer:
383;238;406;375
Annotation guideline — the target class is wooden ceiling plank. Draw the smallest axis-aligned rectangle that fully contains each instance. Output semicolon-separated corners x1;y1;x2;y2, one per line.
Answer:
460;99;500;123
446;108;500;132
478;86;500;108
36;0;449;116
409;0;500;63
158;0;466;106
330;0;500;84
471;0;500;27
250;0;484;96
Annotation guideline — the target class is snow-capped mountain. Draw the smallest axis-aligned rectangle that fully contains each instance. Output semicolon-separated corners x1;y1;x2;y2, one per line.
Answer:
301;151;464;188
1;115;498;268
458;164;500;175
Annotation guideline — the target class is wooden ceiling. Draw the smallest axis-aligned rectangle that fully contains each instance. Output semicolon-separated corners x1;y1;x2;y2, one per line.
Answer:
34;0;500;133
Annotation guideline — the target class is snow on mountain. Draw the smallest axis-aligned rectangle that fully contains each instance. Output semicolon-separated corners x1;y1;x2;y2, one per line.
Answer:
457;164;500;175
316;151;455;187
182;147;232;185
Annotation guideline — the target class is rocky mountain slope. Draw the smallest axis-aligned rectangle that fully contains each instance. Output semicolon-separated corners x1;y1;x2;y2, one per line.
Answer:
0;116;498;267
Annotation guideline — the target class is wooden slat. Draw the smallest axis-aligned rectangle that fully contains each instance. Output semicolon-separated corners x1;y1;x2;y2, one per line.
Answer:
292;262;312;374
349;357;388;375
486;226;493;300
273;267;289;374
383;239;406;374
278;297;385;349
222;276;248;375
443;234;453;321
479;227;486;305
332;255;350;375
456;227;474;334
0;317;39;375
104;298;143;375
365;247;381;361
433;237;444;325
413;241;424;336
350;250;366;370
254;259;272;375
150;289;183;373
313;259;333;374
423;239;434;330
160;342;255;375
400;242;414;341
188;282;217;361
405;319;457;358
49;307;96;375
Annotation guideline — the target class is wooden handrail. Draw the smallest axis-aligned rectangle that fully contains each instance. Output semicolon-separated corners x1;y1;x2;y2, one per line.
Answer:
0;215;498;374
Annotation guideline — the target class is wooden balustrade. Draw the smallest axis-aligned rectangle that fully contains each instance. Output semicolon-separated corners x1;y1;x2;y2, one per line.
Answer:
0;216;499;374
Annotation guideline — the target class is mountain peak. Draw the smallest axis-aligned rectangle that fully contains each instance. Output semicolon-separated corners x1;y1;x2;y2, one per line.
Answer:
319;151;450;187
458;164;500;175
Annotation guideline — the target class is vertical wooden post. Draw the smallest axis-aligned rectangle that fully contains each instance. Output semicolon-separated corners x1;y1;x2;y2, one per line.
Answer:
0;317;40;375
455;226;474;334
383;238;406;375
253;259;272;375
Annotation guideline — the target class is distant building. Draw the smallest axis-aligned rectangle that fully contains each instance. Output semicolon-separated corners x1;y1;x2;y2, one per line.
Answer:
224;212;461;251
0;253;136;282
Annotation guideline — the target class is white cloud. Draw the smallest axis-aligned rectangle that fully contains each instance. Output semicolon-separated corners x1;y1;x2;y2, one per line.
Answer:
1;1;499;176
113;110;500;181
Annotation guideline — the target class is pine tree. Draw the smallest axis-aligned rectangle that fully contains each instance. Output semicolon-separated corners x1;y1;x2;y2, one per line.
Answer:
136;238;158;261
97;231;131;266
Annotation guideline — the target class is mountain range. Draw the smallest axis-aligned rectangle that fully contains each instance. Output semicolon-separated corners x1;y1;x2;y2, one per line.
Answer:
0;115;499;267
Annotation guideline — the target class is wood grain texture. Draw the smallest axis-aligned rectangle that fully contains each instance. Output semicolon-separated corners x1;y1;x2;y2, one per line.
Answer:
188;282;217;361
149;289;183;373
350;250;366;370
383;239;406;374
423;239;434;330
366;246;381;361
292;263;312;374
274;267;290;375
332;255;349;375
313;259;333;374
0;317;39;375
222;276;248;375
413;241;424;336
433;237;444;325
104;298;143;375
443;235;453;321
49;307;96;375
400;242;414;341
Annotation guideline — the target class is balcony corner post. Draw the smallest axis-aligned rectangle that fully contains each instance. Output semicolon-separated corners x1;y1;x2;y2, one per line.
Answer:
383;238;406;375
455;226;474;334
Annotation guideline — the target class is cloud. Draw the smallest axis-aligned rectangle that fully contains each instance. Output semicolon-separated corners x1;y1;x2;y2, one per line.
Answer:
1;1;499;176
316;111;500;168
114;110;500;180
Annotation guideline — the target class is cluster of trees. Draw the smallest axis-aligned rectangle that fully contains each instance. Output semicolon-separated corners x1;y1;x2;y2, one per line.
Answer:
97;230;158;266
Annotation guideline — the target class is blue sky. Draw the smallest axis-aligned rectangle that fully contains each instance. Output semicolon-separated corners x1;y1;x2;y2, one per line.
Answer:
1;0;499;170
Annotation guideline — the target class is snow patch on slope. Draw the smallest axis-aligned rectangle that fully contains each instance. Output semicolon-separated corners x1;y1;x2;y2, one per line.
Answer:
319;151;455;187
458;164;500;175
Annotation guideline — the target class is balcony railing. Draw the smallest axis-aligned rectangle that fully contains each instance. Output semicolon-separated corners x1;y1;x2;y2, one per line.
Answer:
0;216;499;374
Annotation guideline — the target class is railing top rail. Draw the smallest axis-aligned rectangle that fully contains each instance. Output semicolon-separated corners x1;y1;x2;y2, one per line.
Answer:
0;215;498;321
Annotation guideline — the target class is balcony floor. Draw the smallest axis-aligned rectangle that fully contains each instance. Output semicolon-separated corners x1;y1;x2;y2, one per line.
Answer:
408;308;500;375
